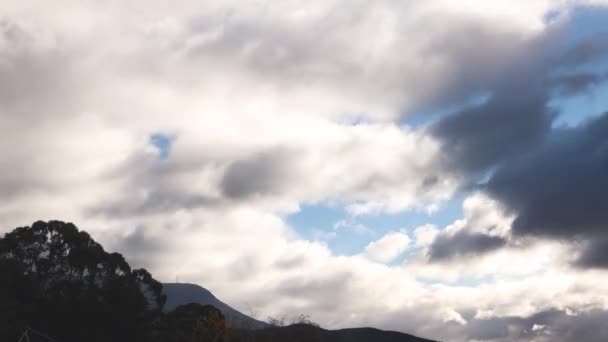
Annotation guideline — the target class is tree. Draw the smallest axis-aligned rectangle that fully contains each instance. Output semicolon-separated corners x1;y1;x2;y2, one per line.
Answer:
266;314;319;328
0;220;166;342
291;314;320;327
154;303;228;342
267;316;286;327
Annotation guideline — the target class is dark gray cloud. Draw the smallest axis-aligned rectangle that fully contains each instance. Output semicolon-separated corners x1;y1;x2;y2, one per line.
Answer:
427;25;569;175
89;190;219;218
552;72;608;96
428;27;608;268
109;226;166;270
559;32;608;67
576;239;608;269
430;27;608;177
221;149;295;199
483;112;608;266
377;306;608;342
431;83;554;173
463;308;608;342
396;17;550;115
486;112;608;237
428;230;507;261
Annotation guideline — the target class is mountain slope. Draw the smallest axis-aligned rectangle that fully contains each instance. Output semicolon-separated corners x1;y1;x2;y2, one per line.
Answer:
163;283;438;341
162;283;268;329
233;324;438;342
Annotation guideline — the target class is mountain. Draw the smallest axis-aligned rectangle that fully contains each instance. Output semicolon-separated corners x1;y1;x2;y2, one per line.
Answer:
163;283;438;342
162;283;269;329
233;324;438;342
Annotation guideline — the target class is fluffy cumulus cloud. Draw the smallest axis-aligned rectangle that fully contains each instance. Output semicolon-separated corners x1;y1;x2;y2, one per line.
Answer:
364;231;411;263
425;194;512;263
2;0;608;341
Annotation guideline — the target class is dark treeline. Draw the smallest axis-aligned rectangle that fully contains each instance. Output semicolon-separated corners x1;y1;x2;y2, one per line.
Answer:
0;221;435;342
0;221;227;342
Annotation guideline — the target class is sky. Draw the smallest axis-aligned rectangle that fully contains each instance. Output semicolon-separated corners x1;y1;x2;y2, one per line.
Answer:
1;1;608;341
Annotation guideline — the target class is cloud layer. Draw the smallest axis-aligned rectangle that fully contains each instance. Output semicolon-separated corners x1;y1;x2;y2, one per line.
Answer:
1;1;608;341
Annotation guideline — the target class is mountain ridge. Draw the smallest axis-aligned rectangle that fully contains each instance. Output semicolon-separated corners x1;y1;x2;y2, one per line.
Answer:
232;323;438;342
162;283;269;329
162;282;438;341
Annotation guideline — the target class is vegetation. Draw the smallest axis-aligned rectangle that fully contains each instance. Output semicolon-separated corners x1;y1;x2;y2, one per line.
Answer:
1;221;432;342
0;221;227;342
267;314;319;328
153;303;227;342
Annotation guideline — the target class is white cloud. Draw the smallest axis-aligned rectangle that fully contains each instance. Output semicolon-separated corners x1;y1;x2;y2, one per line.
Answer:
311;229;338;242
532;323;546;331
364;231;411;263
333;219;375;236
405;193;568;282
415;224;441;247
1;1;608;341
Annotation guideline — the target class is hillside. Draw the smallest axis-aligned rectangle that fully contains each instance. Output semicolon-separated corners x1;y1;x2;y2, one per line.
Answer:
163;283;438;341
1;221;437;342
163;283;269;329
232;324;438;342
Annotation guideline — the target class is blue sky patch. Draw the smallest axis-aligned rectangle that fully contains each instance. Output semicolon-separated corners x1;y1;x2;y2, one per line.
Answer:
150;133;174;159
288;193;465;257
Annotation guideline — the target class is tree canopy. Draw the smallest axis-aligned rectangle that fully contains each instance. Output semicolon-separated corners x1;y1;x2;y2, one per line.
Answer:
0;220;165;342
154;303;228;342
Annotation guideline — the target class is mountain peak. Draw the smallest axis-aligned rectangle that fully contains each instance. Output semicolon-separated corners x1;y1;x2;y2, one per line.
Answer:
162;282;269;330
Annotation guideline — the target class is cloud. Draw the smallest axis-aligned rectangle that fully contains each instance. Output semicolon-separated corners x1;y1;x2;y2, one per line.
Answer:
333;219;375;236
552;72;608;96
575;239;608;268
110;225;168;270
559;31;608;67
424;17;608;270
221;149;297;200
428;231;507;261
429;31;560;175
404;193;573;282
462;308;608;342
485;112;608;266
429;16;608;178
1;1;608;342
364;231;411;263
414;225;440;247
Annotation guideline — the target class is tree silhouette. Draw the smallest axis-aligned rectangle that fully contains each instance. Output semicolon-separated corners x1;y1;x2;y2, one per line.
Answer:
153;303;228;342
291;314;320;327
0;221;165;342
